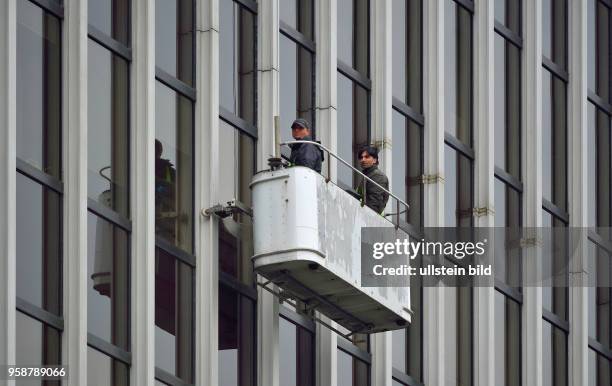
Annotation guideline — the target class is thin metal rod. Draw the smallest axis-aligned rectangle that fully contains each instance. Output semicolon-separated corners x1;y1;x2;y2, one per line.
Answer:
280;140;410;212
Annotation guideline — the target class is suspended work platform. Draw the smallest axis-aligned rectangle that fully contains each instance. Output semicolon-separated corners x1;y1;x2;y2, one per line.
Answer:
251;165;411;334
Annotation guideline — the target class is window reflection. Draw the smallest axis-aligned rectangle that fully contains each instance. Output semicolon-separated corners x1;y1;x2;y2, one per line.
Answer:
87;346;129;386
88;40;130;218
155;82;194;252
16;173;62;315
16;311;61;385
155;248;194;383
218;285;256;386
17;0;62;179
87;213;130;350
156;0;194;85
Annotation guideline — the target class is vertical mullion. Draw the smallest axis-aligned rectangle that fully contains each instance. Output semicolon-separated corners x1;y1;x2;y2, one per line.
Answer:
131;0;156;385
195;0;220;384
0;0;16;374
62;0;88;384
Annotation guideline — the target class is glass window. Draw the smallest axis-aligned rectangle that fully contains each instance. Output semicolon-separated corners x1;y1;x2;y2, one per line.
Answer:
280;0;313;38
494;291;521;386
16;173;62;315
337;73;369;189
495;0;521;35
445;146;472;228
279;317;314;386
155;247;194;383
155;82;194;252
87;346;130;386
156;0;194;85
392;0;422;110
16;0;62;179
280;0;298;29
218;285;256;386
542;71;553;201
337;348;368;386
88;0;130;45
16;311;61;375
88;40;130;217
588;0;595;92
279;35;315;149
87;213;130;350
219;0;257;123
543;321;568;386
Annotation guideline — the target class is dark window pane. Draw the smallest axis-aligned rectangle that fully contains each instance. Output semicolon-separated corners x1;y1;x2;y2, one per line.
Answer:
87;346;129;386
445;147;472;228
219;0;257;123
494;34;506;169
17;0;62;179
543;322;568;386
156;0;194;85
337;349;368;386
595;1;611;102
495;291;521;386
542;70;553;202
392;0;422;110
218;286;256;386
16;311;61;384
281;0;314;38
155;248;194;383
588;0;595;92
88;0;130;45
587;103;596;227
497;0;521;35
16;173;62;315
589;349;612;386
337;73;369;190
88;40;130;218
155;82;194;253
87;213;130;350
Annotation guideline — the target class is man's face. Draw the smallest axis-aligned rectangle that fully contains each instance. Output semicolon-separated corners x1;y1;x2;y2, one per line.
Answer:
291;125;310;140
359;151;376;169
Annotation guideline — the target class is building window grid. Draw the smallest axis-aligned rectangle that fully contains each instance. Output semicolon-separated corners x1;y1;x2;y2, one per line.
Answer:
278;306;316;386
15;0;64;377
337;334;371;386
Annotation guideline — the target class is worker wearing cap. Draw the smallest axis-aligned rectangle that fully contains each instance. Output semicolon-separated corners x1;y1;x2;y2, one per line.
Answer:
289;118;323;173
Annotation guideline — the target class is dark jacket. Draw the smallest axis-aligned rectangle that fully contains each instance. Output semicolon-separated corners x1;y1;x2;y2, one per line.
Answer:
357;165;389;214
289;135;323;173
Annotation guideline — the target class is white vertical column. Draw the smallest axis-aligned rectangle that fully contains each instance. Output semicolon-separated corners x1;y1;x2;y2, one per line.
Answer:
522;1;543;386
195;0;219;385
315;0;337;180
422;1;446;386
131;0;155;384
315;1;338;385
369;0;393;384
62;0;88;384
472;1;495;386
567;0;589;385
257;2;280;386
0;0;16;382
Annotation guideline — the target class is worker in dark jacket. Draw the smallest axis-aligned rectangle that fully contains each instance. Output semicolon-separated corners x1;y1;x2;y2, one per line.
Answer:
356;145;389;214
289;118;323;173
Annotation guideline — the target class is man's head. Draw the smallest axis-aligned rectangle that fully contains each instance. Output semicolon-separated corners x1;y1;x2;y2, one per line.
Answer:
358;145;379;169
291;118;311;140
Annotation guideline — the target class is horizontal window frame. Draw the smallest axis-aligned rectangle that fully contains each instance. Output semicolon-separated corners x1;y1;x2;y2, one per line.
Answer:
589;338;612;361
219;271;258;301
87;198;132;232
494;167;523;193
392;368;424;386
392;98;425;126
155;236;196;268
279;305;316;333
280;22;316;53
219;107;259;140
337;61;372;90
233;0;258;14
588;90;612;116
88;333;132;365
588;230;612;255
494;281;523;304
16;297;64;331
155;68;197;101
17;158;63;194
542;310;569;333
28;0;64;18
452;0;474;13
600;0;612;10
542;199;569;224
542;58;568;83
88;25;132;61
155;367;192;386
337;336;372;365
444;133;475;160
494;21;523;49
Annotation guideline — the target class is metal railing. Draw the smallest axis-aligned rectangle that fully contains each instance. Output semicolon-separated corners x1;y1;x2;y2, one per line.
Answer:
279;140;410;228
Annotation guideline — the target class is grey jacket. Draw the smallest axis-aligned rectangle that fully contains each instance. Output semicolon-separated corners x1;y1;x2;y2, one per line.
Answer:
357;165;389;214
289;136;323;173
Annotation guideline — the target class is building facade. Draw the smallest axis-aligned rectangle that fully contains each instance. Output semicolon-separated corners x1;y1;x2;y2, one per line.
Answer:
0;0;608;386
